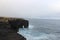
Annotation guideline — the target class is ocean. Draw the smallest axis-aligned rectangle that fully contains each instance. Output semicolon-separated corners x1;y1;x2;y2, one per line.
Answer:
18;19;60;40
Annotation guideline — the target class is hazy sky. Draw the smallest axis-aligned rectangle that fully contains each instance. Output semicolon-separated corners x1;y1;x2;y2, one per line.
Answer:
0;0;60;19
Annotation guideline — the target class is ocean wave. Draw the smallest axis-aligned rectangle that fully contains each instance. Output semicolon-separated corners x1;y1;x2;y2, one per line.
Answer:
18;24;60;40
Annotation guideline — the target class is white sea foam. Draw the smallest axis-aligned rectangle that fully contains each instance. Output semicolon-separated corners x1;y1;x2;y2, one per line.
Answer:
18;30;59;40
18;24;60;40
28;24;34;29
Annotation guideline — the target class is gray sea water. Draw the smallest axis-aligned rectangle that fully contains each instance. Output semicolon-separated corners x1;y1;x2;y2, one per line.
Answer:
18;19;60;40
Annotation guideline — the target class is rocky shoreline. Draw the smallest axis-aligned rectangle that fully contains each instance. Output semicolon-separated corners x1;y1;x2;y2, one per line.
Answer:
0;17;29;40
0;22;26;40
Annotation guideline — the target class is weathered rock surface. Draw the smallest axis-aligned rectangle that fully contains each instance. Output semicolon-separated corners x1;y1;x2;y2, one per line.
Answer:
0;17;29;40
0;22;26;40
0;17;29;28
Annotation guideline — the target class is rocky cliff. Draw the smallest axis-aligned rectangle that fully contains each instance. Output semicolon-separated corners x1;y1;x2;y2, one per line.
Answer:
0;17;27;40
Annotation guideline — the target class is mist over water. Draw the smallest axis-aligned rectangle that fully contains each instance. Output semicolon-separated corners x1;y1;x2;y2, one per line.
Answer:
18;19;60;40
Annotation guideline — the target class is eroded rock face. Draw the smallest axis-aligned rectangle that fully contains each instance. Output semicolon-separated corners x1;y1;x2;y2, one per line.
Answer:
0;17;29;28
8;19;29;28
0;21;26;40
0;17;29;40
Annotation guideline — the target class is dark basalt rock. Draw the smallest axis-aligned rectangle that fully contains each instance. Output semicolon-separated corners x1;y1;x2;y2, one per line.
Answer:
0;17;29;32
0;22;26;40
0;17;29;28
8;18;29;33
0;17;28;40
8;18;29;28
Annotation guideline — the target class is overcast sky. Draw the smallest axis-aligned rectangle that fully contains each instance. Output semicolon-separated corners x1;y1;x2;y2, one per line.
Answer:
0;0;60;19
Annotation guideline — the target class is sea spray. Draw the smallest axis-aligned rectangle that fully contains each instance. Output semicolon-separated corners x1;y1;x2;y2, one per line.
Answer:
18;24;60;40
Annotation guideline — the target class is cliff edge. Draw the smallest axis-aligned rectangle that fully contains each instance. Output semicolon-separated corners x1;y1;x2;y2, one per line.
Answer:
0;17;27;40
